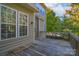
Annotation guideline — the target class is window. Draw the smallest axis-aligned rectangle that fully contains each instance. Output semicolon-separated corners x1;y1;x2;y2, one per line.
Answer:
19;12;27;36
0;5;28;40
1;6;16;40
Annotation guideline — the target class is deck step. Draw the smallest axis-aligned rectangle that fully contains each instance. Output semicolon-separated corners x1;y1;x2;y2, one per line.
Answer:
30;45;50;55
28;48;46;56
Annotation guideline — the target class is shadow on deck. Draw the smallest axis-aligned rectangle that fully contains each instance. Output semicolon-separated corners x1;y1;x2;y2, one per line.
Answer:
7;38;76;56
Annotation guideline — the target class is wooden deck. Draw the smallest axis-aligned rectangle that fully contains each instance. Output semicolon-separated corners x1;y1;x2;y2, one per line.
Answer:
7;38;76;56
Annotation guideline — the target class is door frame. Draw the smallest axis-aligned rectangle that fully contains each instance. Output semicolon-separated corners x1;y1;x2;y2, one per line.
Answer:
35;16;39;40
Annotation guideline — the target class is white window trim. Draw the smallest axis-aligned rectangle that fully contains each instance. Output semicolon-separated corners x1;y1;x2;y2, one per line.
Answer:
0;4;17;41
18;11;29;26
18;11;29;38
26;13;29;37
0;4;29;41
16;10;18;38
0;4;1;40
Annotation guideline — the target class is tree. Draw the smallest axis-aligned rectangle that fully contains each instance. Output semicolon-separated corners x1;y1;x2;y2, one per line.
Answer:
64;3;79;35
63;16;73;32
46;8;62;32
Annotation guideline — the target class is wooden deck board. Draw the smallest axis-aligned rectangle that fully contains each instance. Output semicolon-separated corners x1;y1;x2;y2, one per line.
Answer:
7;38;75;56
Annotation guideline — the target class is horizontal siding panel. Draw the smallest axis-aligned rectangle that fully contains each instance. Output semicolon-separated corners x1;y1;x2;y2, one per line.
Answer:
0;37;33;55
0;37;29;47
0;36;29;44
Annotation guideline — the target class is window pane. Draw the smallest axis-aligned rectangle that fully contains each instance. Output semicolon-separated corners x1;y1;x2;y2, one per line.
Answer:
25;26;27;35
7;33;12;38
19;13;27;36
1;6;16;40
20;13;27;26
20;26;27;36
1;33;7;40
1;24;7;40
1;6;7;23
1;6;16;24
23;26;27;35
11;11;16;24
7;24;16;38
11;25;16;37
1;24;7;33
20;26;24;36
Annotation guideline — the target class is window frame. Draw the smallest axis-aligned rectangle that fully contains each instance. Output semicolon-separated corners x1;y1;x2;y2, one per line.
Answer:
0;4;17;41
0;4;29;41
0;4;1;40
18;11;29;38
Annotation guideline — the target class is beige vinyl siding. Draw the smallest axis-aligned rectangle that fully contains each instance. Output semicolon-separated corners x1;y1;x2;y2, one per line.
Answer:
39;19;44;31
0;4;35;55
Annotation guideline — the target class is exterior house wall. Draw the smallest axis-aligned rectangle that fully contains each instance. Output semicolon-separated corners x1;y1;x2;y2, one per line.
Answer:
0;3;37;55
35;3;46;39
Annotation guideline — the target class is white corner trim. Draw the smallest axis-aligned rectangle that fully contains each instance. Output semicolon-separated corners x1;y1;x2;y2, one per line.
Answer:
0;4;1;40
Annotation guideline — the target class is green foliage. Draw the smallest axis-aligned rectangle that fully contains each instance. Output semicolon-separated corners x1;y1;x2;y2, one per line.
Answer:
46;8;62;32
46;4;79;36
64;3;79;36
